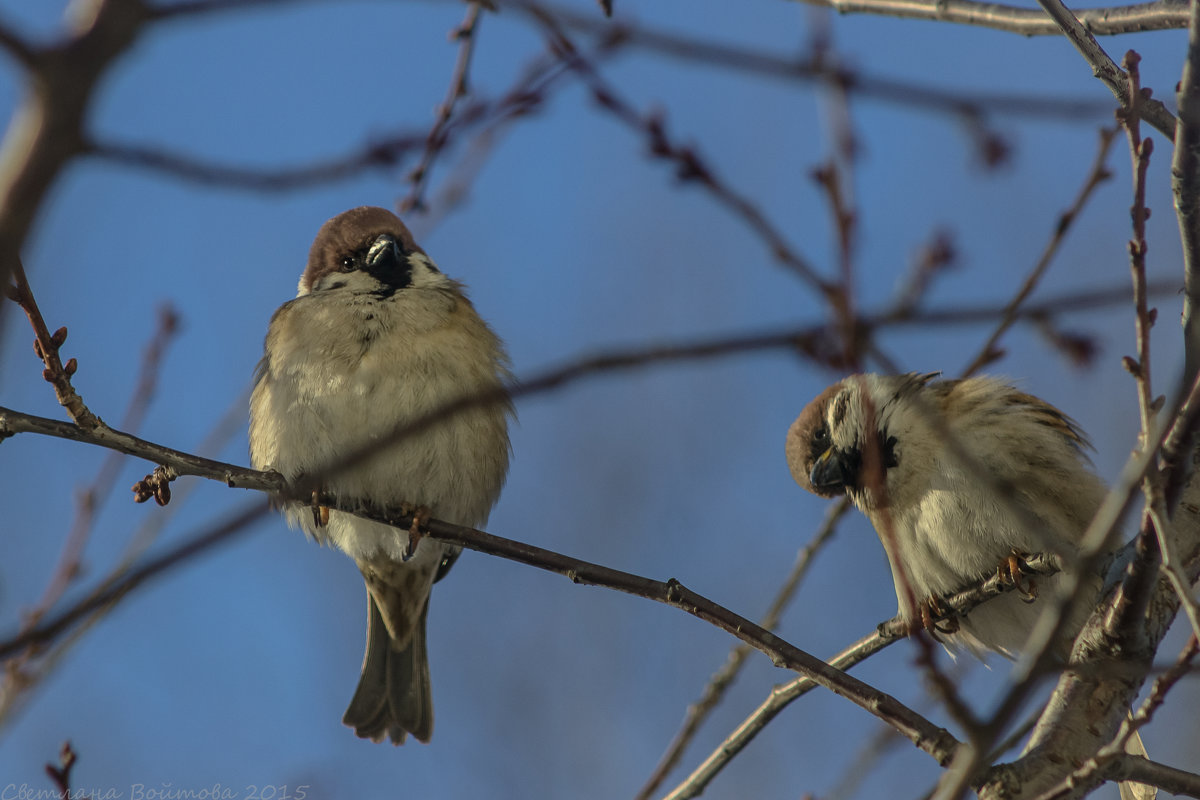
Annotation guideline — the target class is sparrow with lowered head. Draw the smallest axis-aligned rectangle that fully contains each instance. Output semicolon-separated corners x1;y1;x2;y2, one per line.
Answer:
786;373;1154;800
786;372;1111;656
249;206;513;744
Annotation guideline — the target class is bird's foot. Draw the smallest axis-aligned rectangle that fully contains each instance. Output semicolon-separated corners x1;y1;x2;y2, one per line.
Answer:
310;490;330;527
401;503;432;561
998;550;1038;603
917;594;960;636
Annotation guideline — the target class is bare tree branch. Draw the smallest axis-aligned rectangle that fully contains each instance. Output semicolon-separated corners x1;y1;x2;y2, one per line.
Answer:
85;43;578;194
536;1;1117;120
0;406;275;491
788;0;1189;37
1033;0;1177;139
5;257;100;428
522;7;835;295
661;555;1064;800
636;498;850;800
1;0;1197;794
0;13;35;69
0;0;147;293
972;373;1200;799
1104;757;1200;799
0;306;181;728
0;489;960;766
0;279;1177;501
0;500;273;661
43;741;82;799
87;135;424;190
1172;0;1200;507
145;0;312;19
1029;636;1200;799
401;2;486;213
961;126;1118;376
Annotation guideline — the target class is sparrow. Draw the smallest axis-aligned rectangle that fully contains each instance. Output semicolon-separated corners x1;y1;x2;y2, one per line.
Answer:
786;373;1154;800
786;372;1111;656
249;206;513;744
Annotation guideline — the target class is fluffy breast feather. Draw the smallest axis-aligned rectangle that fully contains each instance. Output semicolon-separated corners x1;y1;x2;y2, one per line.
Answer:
248;286;512;562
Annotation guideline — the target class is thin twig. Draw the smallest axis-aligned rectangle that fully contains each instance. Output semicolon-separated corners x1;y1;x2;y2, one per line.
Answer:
0;407;275;493
43;740;87;800
1129;634;1198;734
972;372;1200;799
1119;51;1159;457
942;405;1178;799
809;9;864;364
661;555;1063;800
0;0;144;293
0;492;960;764
523;6;834;295
961;127;1118;377
39;306;180;613
88;136;425;191
635;499;849;800
402;2;486;213
1028;743;1200;798
911;631;983;735
532;2;1120;119
6;257;99;429
87;41;583;194
0;306;181;726
144;0;303;19
0;501;274;660
0;387;254;740
1109;51;1170;655
0;281;1178;500
891;230;958;318
889;279;1173;328
0;13;35;69
801;0;1189;37
1033;0;1176;139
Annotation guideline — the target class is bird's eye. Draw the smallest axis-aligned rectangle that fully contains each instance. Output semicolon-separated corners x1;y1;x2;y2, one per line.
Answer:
339;256;356;272
809;426;833;465
813;426;830;448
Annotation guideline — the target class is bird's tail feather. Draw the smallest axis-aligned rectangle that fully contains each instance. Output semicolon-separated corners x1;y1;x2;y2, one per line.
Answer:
342;592;433;745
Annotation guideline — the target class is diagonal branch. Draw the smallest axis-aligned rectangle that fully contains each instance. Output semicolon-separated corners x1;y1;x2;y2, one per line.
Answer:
636;498;849;800
0;490;960;766
522;6;834;295
0;500;274;661
661;555;1064;800
0;13;35;69
961;126;1118;376
1033;0;1176;139
401;2;486;213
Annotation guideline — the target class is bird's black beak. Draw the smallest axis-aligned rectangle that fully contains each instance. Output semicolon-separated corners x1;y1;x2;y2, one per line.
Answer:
810;446;859;493
366;234;412;289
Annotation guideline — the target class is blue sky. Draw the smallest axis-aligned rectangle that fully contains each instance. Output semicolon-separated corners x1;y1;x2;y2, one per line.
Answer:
0;1;1196;798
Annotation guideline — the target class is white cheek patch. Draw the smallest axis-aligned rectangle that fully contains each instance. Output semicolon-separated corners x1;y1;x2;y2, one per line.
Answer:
407;253;451;289
309;271;381;294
